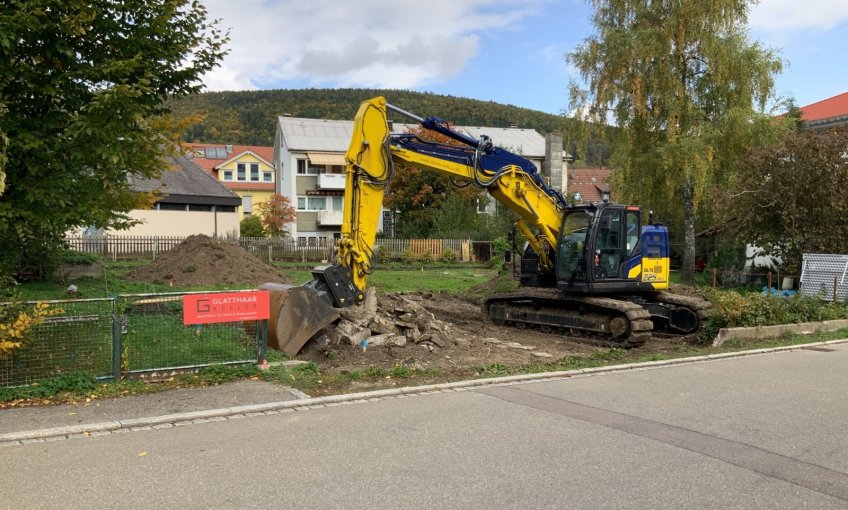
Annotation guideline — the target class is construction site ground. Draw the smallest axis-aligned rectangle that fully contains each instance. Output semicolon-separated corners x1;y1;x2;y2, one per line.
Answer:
292;289;701;397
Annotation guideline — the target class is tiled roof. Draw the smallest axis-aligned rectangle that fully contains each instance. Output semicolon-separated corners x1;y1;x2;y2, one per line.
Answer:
567;167;611;204
130;155;241;206
799;92;848;124
184;143;274;173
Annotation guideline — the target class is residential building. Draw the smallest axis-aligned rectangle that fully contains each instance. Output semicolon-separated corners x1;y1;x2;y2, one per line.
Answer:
186;143;276;219
567;167;612;204
104;154;242;237
274;116;569;244
798;91;848;130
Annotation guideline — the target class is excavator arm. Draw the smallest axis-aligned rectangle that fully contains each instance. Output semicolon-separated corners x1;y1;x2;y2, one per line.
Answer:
316;96;566;307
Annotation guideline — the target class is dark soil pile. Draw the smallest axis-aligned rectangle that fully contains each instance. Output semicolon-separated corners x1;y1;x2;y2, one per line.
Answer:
125;235;293;287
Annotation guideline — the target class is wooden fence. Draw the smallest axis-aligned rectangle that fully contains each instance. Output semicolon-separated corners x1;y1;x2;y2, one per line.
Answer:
65;235;491;263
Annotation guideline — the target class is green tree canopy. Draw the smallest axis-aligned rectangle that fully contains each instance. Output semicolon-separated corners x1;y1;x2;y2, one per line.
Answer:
724;128;848;273
0;0;227;279
240;215;265;238
567;0;783;281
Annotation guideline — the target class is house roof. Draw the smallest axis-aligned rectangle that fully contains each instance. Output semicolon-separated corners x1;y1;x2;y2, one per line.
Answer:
277;116;556;158
567;167;611;204
277;117;354;152
460;126;546;158
185;143;274;173
799;92;848;125
130;155;242;206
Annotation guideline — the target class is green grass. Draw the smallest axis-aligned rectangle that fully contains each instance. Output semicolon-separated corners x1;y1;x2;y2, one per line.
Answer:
121;313;257;370
283;265;498;294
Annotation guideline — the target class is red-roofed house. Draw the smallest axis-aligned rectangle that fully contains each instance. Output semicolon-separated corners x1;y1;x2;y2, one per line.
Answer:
567;167;611;204
185;143;276;220
798;92;848;130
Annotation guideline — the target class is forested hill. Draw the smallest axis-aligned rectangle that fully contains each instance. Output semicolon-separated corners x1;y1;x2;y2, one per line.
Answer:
168;88;570;147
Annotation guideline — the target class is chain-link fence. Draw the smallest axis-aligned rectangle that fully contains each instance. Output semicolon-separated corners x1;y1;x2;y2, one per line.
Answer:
117;292;263;377
1;298;115;387
1;291;267;388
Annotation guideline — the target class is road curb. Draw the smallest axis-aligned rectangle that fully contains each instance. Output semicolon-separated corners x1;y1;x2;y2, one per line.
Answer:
3;338;846;445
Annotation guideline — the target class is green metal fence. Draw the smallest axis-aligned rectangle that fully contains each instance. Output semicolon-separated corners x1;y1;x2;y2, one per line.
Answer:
1;291;268;387
0;298;115;387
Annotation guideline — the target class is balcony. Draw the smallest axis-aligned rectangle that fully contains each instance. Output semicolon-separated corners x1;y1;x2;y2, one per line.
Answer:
318;173;346;190
318;210;343;226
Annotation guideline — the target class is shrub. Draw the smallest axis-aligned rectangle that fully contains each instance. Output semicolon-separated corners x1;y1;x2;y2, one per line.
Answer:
0;300;62;355
440;248;458;263
57;249;99;265
401;249;416;264
419;251;434;263
240;215;265;238
701;287;848;330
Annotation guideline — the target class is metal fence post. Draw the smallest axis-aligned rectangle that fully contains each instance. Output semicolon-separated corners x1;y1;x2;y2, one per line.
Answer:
111;300;123;381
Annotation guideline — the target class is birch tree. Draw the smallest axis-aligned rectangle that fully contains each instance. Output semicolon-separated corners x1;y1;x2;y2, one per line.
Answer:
567;0;782;281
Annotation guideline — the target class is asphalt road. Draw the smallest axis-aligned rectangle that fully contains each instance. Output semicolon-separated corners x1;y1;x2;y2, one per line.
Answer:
3;344;848;509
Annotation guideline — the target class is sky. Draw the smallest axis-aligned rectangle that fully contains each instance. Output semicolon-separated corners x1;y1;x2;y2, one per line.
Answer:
200;0;848;116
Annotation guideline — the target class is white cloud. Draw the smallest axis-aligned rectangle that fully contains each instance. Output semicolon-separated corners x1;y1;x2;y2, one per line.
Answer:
749;0;848;32
200;0;540;91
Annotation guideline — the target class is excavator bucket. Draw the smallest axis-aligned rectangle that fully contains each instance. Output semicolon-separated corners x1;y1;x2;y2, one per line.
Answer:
259;283;340;356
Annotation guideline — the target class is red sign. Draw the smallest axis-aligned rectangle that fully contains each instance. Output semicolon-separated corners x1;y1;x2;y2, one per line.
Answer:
183;291;270;325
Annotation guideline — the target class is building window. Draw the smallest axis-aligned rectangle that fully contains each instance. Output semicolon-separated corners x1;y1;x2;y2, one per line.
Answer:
237;163;246;181
250;163;260;182
330;165;344;174
331;196;343;211
222;170;233;181
262;171;273;182
308;197;326;211
188;204;213;212
296;196;327;211
297;159;307;175
242;195;252;215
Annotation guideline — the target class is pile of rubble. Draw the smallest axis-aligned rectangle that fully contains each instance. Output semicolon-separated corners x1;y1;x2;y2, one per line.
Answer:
313;289;466;351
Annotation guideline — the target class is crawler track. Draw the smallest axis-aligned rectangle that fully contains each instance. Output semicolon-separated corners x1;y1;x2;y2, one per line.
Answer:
483;288;654;348
482;288;712;348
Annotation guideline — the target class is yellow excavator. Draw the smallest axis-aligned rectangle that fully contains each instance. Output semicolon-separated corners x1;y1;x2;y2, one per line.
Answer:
265;96;710;354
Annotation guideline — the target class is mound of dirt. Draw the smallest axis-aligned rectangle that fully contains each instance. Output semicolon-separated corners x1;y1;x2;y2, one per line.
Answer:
125;235;293;287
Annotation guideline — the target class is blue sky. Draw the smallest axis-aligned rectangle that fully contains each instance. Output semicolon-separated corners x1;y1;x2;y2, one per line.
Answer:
201;0;848;116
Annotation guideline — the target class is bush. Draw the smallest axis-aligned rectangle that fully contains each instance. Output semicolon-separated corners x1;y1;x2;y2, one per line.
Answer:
401;249;416;264
419;252;434;263
702;287;848;330
491;236;511;270
440;248;458;263
57;249;100;265
0;300;61;355
240;215;265;238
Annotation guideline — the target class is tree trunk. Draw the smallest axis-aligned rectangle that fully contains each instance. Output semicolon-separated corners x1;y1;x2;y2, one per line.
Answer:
682;178;696;283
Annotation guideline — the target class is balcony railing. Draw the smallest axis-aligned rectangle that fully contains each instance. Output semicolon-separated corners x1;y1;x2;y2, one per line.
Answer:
318;173;345;190
318;210;343;226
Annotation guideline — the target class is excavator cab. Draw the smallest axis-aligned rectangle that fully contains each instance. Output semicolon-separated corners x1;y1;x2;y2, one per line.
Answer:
555;203;669;293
